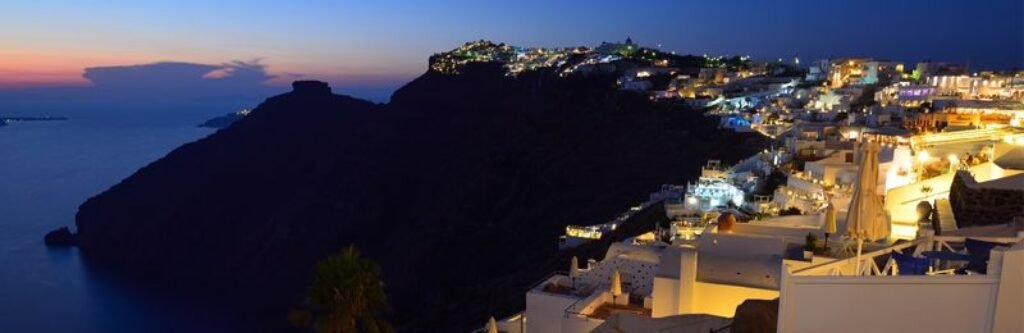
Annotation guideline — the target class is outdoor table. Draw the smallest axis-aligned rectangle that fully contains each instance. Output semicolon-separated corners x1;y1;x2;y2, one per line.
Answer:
921;251;971;271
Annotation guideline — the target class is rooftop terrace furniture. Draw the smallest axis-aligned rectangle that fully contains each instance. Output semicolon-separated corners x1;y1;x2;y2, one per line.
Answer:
933;199;957;235
919;250;970;273
964;238;1013;274
892;251;930;275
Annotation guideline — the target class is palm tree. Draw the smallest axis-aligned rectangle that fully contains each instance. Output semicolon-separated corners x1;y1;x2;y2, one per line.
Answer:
295;245;392;333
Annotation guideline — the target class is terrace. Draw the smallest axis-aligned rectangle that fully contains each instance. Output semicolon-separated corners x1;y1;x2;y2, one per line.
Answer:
526;268;652;332
778;229;1024;332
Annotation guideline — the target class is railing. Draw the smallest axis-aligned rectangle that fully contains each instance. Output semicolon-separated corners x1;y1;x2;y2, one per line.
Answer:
792;233;1023;277
563;280;637;319
778;227;1024;332
910;128;1007;148
792;237;926;276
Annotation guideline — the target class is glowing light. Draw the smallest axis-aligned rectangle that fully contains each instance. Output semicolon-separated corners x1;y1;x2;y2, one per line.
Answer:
891;223;918;240
916;151;931;163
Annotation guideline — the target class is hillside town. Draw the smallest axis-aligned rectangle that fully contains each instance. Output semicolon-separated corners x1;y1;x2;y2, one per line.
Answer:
460;39;1024;333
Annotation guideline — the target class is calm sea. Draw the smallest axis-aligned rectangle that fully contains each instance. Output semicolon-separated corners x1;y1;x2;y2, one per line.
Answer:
0;100;249;332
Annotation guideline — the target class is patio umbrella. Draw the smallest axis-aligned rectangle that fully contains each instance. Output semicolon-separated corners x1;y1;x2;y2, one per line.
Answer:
823;202;837;251
610;269;622;301
487;316;498;333
845;141;891;274
570;256;580;288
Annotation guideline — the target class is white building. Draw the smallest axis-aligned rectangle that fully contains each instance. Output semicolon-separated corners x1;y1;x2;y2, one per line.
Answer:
511;224;1024;333
779;230;1024;333
525;232;789;333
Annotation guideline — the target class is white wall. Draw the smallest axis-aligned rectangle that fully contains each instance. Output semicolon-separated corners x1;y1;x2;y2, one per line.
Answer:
651;277;681;318
787;176;822;194
561;314;604;333
651;249;697;317
578;244;660;296
692;282;779;317
992;244;1024;333
885;171;956;223
779;275;1000;333
526;291;578;333
562;291;614;333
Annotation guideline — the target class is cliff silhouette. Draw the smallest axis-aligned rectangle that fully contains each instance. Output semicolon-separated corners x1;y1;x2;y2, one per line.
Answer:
70;61;767;331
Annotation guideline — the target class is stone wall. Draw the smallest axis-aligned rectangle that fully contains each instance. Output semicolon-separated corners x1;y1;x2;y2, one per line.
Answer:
949;171;1024;228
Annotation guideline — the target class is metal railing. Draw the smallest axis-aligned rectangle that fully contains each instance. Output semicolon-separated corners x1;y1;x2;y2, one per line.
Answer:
793;233;1023;277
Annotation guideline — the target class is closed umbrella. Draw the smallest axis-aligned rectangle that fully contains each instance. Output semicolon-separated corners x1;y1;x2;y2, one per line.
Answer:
845;141;891;274
487;316;498;333
610;269;622;302
823;202;837;251
570;256;580;288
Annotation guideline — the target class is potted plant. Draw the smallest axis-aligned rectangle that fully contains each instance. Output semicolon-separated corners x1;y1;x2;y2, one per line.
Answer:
803;233;818;260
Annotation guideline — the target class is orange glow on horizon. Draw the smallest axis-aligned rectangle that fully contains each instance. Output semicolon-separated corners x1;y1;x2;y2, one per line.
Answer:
0;50;140;88
0;49;418;90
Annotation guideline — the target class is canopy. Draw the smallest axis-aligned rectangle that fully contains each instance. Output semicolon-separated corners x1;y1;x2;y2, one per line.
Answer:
570;256;580;278
610;270;622;297
844;141;890;241
487;316;498;333
824;203;837;235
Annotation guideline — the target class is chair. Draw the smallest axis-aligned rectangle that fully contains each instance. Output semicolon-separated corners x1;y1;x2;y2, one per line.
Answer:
963;238;1012;274
892;251;930;275
932;199;957;235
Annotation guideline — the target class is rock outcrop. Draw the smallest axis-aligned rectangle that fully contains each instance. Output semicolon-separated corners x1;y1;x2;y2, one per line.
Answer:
70;63;767;331
43;227;76;246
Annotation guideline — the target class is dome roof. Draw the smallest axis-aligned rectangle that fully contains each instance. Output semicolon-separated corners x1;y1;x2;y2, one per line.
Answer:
718;212;737;232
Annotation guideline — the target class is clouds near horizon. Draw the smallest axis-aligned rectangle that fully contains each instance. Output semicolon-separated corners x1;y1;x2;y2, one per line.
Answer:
0;0;1019;99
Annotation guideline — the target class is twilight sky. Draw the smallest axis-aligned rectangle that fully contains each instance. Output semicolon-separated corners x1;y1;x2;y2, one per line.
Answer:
2;0;1021;90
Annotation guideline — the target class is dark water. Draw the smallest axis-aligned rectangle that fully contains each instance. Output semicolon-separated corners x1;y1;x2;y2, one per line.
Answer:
0;83;393;332
0;101;252;332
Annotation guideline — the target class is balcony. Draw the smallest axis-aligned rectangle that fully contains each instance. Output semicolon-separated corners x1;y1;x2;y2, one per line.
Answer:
778;230;1024;333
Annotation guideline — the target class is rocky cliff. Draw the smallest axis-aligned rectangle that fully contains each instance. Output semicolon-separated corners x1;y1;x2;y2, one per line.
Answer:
72;63;767;331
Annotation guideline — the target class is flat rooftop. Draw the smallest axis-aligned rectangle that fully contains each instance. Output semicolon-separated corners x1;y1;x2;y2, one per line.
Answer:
587;303;651;320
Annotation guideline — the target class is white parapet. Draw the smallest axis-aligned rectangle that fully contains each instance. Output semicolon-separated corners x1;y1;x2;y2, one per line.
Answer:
778;234;1024;333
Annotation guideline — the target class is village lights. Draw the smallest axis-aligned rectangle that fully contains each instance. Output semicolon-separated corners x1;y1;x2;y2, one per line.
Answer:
847;130;859;140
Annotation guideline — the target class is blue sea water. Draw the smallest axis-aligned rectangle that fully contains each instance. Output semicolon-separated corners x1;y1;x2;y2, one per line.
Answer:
0;101;248;332
0;81;394;332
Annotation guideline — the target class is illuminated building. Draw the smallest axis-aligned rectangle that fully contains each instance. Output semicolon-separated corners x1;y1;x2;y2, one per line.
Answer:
828;58;869;88
906;100;1024;131
682;177;745;212
481;49;1024;333
524;234;786;333
594;37;637;57
912;61;967;81
861;60;903;85
875;82;938;107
